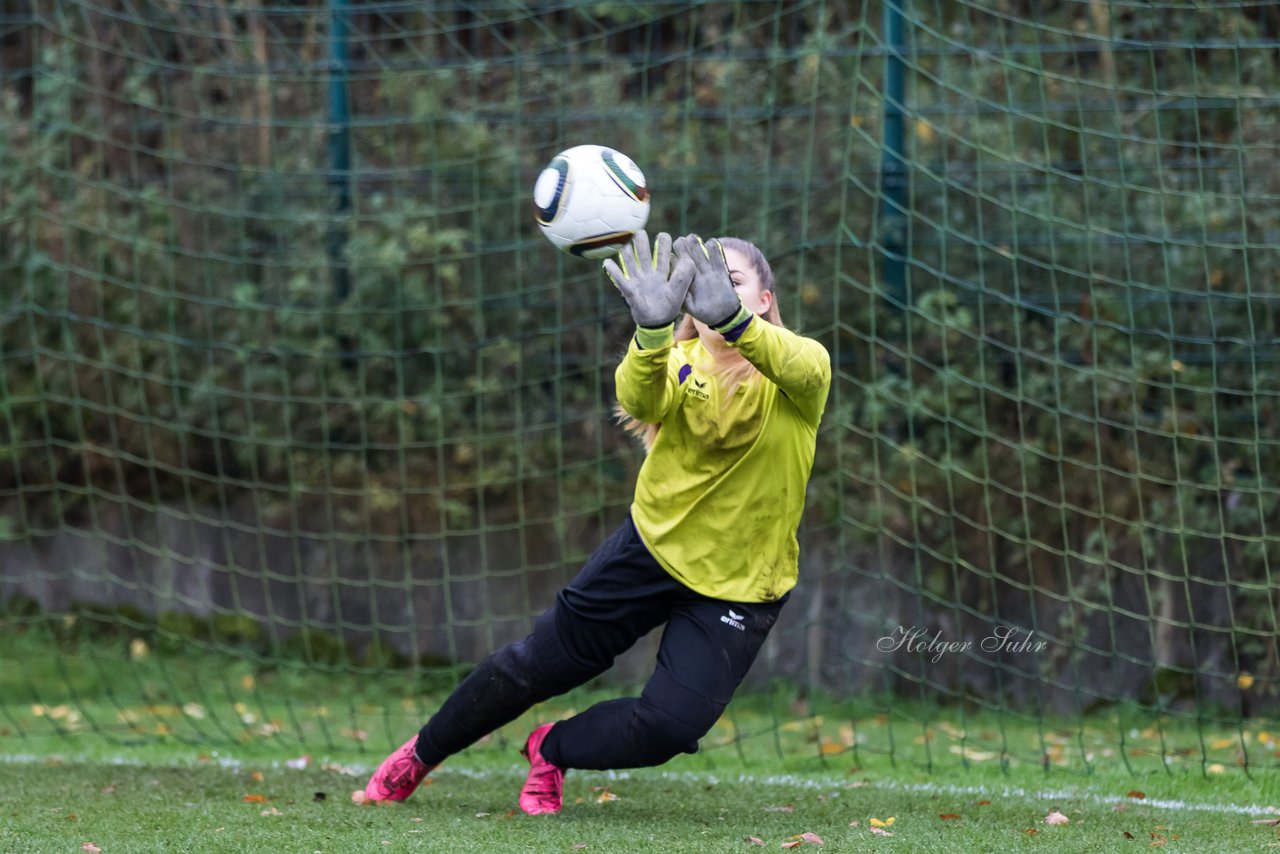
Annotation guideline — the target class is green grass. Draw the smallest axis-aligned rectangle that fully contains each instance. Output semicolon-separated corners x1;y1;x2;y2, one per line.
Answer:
3;624;1280;851
4;753;1279;852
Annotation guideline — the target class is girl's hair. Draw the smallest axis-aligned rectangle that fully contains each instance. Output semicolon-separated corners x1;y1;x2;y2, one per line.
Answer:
616;237;784;451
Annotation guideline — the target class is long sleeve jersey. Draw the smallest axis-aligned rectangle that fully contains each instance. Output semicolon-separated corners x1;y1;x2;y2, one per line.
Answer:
614;313;831;602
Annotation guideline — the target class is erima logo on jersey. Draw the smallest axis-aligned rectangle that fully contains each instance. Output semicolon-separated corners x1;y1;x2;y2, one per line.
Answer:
685;377;709;401
720;609;745;631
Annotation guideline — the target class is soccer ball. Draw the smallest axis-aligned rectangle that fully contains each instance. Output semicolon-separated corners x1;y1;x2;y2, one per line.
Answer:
533;145;650;259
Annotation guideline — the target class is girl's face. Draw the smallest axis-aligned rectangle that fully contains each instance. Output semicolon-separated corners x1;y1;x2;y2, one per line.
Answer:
693;246;774;344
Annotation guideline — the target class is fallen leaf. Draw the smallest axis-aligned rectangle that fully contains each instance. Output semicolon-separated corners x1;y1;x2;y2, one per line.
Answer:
1023;828;1040;835
475;812;490;817
1150;831;1167;846
799;833;823;845
314;792;326;802
260;807;282;816
746;837;765;846
1044;810;1069;825
939;813;961;820
572;845;588;850
99;785;116;795
1126;790;1146;799
595;789;620;803
243;794;268;803
848;821;859;827
869;827;893;837
764;804;795;813
82;845;102;854
250;771;265;783
975;800;991;806
1251;819;1280;826
869;817;895;828
1123;831;1135;839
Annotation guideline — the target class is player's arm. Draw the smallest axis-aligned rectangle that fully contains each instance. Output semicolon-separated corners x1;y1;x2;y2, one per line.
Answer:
604;231;695;423
614;327;681;423
717;311;830;425
675;235;831;425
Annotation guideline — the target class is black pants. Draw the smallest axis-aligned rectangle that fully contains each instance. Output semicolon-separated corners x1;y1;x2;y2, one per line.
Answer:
413;515;786;770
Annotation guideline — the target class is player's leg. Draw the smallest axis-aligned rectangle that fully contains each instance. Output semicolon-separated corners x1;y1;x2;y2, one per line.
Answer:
537;591;787;771
365;515;675;802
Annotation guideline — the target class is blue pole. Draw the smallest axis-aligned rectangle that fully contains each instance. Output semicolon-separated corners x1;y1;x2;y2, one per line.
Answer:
327;0;352;303
880;0;908;307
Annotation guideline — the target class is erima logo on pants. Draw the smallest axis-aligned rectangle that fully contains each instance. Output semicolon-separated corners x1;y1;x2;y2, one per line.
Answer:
720;609;745;631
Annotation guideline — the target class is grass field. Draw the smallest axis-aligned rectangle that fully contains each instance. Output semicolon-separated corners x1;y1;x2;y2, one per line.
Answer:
3;628;1279;852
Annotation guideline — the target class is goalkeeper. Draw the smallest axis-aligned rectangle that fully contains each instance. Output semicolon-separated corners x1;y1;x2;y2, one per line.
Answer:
364;231;831;814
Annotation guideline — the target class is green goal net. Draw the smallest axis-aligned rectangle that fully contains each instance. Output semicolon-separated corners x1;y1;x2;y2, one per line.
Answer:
2;0;1278;775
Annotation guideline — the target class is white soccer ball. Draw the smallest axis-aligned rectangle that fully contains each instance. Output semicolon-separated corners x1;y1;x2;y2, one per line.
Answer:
533;144;651;259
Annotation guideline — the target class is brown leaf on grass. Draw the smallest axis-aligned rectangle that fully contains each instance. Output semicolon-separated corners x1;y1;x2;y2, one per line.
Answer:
869;827;893;837
1023;828;1040;835
764;804;795;813
594;787;620;803
260;807;282;816
1149;832;1168;846
745;837;765;846
1044;810;1070;825
242;794;268;803
939;813;962;820
572;844;588;850
99;785;116;795
82;845;102;853
1252;819;1280;826
781;832;824;848
975;800;991;806
1123;831;1135;839
1126;790;1146;799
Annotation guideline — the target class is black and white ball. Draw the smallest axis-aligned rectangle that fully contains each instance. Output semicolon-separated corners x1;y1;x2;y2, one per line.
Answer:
533;145;651;259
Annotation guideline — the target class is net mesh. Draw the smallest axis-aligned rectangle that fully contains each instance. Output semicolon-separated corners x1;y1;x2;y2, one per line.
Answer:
2;0;1279;772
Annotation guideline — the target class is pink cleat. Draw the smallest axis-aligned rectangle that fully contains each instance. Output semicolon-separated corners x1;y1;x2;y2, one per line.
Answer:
519;723;565;815
364;735;436;802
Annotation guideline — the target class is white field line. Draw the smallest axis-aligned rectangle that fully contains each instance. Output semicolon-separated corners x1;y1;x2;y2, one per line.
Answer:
3;753;1276;817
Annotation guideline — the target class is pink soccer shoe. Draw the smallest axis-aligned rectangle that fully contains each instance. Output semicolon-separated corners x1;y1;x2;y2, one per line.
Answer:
519;723;565;815
364;735;436;802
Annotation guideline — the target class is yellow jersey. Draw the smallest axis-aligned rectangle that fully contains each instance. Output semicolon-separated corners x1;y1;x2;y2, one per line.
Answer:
615;315;831;602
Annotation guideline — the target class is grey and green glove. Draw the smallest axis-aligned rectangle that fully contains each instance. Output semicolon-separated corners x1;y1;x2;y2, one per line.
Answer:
673;234;752;334
602;231;695;334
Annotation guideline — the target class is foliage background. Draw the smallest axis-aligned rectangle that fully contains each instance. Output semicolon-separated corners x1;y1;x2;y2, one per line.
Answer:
1;0;1279;720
